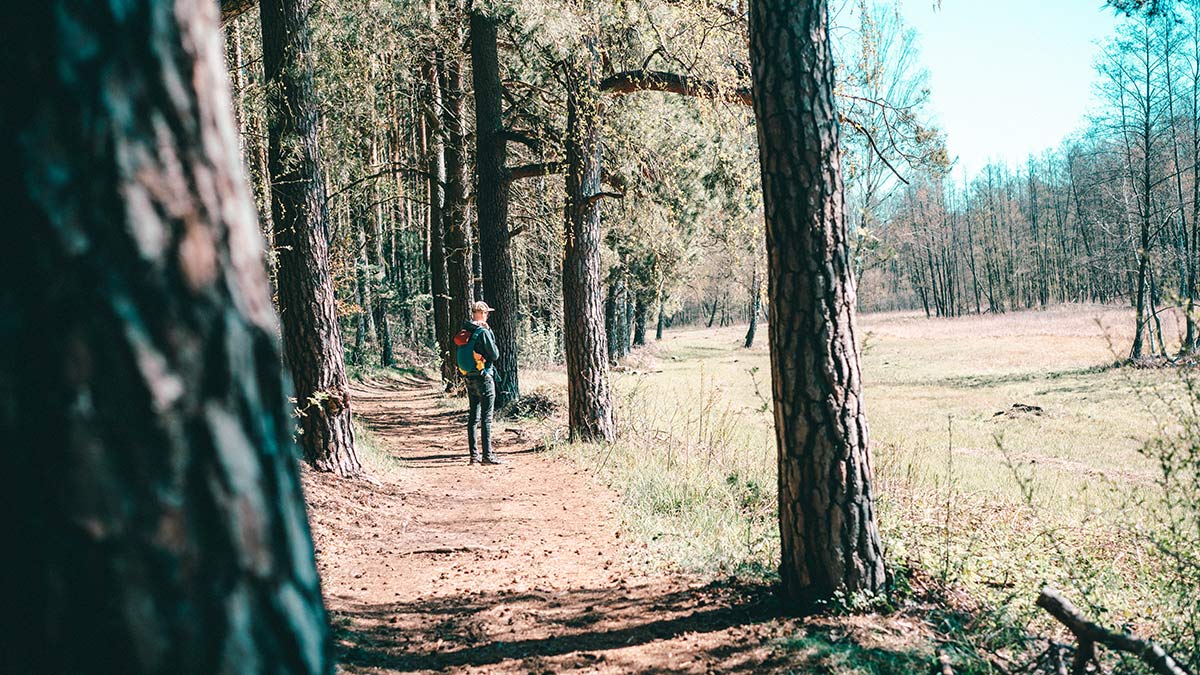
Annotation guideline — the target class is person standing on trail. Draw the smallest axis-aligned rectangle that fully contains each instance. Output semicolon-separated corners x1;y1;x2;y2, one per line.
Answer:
454;301;503;465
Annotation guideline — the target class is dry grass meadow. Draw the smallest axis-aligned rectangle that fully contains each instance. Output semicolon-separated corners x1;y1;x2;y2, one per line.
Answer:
521;304;1194;642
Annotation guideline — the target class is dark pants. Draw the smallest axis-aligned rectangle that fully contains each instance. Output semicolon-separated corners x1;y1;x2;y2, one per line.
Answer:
466;374;495;460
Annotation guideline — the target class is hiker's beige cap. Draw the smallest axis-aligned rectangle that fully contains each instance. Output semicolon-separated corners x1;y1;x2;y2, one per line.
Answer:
472;301;495;313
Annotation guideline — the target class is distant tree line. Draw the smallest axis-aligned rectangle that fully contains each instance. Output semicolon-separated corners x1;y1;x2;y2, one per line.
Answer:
861;5;1200;359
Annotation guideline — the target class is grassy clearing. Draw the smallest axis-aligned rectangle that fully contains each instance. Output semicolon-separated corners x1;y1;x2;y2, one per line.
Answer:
528;304;1193;647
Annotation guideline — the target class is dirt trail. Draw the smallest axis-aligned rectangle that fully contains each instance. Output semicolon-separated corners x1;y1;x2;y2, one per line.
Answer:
302;374;803;674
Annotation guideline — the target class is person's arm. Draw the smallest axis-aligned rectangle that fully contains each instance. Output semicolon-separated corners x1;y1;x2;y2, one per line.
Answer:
476;328;500;363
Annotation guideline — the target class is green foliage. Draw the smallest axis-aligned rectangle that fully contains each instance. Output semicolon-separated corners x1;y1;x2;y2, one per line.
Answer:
232;0;944;359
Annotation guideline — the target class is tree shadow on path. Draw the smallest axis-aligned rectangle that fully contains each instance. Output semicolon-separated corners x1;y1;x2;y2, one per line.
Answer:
333;579;793;673
319;375;947;674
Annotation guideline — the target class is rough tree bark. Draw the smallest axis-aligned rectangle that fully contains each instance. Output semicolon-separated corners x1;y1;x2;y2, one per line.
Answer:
744;261;761;348
421;50;455;384
441;0;474;327
471;10;521;408
260;0;362;476
1;0;332;671
749;0;887;607
562;41;616;442
633;294;648;346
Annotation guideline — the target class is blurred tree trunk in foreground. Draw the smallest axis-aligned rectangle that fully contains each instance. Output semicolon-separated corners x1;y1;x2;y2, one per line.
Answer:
0;0;333;671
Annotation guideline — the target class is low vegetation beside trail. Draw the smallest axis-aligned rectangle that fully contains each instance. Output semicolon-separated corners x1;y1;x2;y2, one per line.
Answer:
521;305;1199;670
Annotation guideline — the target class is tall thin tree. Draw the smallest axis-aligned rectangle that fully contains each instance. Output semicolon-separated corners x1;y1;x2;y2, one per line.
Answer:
261;0;362;476
441;0;474;326
472;9;522;407
562;37;617;442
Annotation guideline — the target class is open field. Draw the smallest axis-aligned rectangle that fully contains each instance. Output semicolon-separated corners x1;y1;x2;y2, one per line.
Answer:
524;304;1194;639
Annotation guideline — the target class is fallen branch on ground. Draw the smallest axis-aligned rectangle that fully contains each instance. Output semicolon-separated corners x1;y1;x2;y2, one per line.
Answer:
1036;587;1194;675
401;545;498;556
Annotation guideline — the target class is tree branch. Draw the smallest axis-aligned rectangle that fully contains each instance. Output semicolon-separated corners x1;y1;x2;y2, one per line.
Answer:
599;70;752;106
664;0;748;24
586;191;624;204
501;129;544;151
327;164;434;204
1037;588;1194;675
507;161;627;192
840;115;909;186
220;0;256;26
506;161;566;182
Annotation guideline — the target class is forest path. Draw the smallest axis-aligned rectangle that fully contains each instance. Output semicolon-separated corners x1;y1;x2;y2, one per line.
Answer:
301;373;792;674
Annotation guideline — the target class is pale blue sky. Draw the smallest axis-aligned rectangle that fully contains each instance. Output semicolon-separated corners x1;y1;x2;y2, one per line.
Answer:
896;0;1121;177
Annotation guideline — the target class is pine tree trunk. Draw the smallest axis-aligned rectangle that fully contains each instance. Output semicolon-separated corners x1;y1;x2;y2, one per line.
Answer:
471;229;485;302
633;294;648;346
260;0;361;477
421;53;455;384
1;1;333;670
471;10;521;408
441;7;474;327
623;288;635;355
562;43;616;442
745;262;761;348
254;96;274;241
1187;37;1200;353
656;292;666;341
749;0;886;608
367;199;394;367
605;275;621;365
352;211;371;366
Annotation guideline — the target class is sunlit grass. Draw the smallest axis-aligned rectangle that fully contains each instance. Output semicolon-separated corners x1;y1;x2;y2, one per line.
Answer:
530;304;1190;638
352;417;405;479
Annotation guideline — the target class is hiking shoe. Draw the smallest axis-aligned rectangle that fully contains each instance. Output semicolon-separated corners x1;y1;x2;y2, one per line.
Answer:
482;456;505;465
469;455;482;465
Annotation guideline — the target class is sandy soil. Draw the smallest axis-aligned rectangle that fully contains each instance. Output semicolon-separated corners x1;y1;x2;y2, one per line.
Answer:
303;374;931;674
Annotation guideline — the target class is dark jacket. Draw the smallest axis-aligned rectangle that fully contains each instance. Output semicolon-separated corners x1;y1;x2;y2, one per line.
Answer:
462;320;499;375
